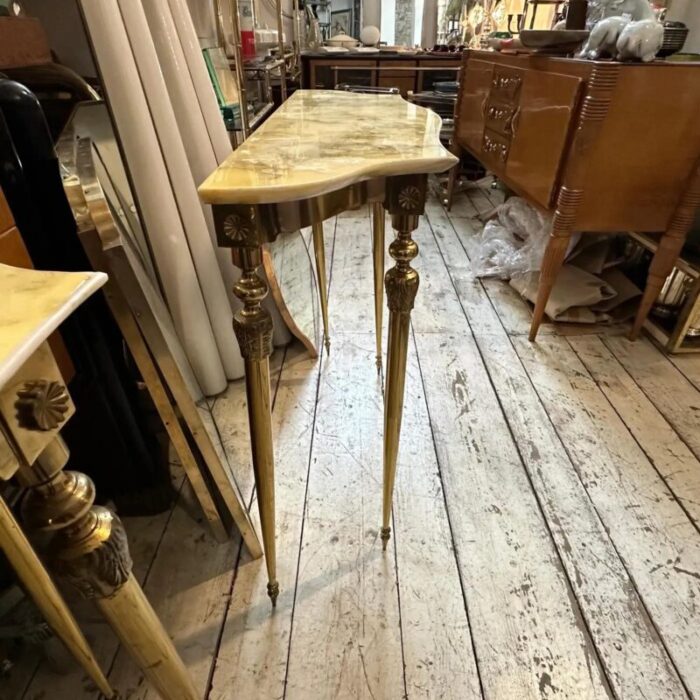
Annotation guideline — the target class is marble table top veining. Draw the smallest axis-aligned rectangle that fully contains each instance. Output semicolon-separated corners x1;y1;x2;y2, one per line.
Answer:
199;90;457;205
0;264;106;389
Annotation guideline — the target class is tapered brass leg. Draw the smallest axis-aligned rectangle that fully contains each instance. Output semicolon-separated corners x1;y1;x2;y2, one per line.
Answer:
0;495;114;698
18;438;197;699
380;176;426;549
312;220;331;354
372;202;385;372
231;246;278;605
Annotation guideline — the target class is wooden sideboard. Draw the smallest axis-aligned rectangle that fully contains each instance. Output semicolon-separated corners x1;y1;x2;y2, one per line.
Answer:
453;50;700;341
301;52;461;96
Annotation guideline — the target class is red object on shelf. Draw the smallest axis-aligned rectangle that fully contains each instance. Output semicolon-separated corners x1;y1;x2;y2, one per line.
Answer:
242;29;256;58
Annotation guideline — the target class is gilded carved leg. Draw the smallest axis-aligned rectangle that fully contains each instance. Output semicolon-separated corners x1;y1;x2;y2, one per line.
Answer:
231;246;278;605
312;220;331;354
381;176;425;550
0;494;114;698
17;438;197;700
372;202;385;372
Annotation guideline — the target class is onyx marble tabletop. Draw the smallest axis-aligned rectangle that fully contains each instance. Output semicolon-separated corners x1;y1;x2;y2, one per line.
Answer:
199;90;457;205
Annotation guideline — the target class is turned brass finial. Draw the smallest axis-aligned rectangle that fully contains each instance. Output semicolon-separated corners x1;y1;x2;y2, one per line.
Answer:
15;380;70;431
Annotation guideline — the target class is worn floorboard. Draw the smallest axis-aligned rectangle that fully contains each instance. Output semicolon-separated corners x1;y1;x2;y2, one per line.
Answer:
425;205;688;699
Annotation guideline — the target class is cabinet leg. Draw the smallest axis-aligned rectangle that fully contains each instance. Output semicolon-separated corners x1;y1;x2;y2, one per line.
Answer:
529;231;571;341
312;220;331;354
0;495;114;698
631;232;687;340
631;163;700;340
231;246;278;605
372;202;385;372
381;211;420;551
18;438;197;700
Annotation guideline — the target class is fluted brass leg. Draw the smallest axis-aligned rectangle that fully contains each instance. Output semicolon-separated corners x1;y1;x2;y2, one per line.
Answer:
0;495;114;698
380;176;426;550
312;220;331;354
18;438;197;699
381;211;421;551
372;202;385;372
231;246;278;605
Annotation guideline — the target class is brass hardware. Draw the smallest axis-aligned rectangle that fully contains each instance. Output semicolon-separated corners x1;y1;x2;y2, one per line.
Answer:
483;133;509;163
487;105;511;121
492;72;522;92
15;380;70;431
0;343;75;479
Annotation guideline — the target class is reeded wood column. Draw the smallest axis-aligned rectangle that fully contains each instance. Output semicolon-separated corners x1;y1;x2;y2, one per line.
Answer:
16;436;198;700
381;175;426;550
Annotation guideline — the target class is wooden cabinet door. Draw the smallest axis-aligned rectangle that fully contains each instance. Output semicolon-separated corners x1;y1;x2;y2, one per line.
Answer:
310;59;376;89
377;60;417;97
505;70;582;208
455;59;494;154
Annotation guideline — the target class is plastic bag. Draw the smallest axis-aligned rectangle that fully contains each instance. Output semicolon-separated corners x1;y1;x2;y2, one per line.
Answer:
470;197;552;279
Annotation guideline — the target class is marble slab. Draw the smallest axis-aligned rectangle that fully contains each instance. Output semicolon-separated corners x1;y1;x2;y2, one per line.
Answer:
0;263;106;389
198;90;458;205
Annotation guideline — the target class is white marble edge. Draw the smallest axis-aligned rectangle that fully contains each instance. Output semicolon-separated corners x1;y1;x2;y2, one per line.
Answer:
1;267;107;390
199;90;458;205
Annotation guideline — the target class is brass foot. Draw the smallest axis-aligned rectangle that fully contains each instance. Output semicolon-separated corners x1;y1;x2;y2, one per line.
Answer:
381;526;391;551
324;336;331;354
376;355;382;373
267;580;280;606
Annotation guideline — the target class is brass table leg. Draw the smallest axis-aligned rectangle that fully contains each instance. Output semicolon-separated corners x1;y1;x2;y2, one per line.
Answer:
381;176;425;550
372;202;385;372
0;495;114;698
18;438;198;700
312;220;331;354
231;246;278;605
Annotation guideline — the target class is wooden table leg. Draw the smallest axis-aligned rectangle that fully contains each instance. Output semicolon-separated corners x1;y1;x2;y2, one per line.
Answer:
630;167;700;340
18;438;197;699
381;176;425;550
529;221;573;341
0;495;114;698
312;220;331;354
230;246;278;605
372;201;385;372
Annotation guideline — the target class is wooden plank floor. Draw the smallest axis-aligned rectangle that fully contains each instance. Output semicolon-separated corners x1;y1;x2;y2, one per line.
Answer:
16;189;700;700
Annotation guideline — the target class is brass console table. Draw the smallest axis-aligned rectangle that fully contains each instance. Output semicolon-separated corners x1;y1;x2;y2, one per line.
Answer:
0;263;196;698
199;90;456;604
